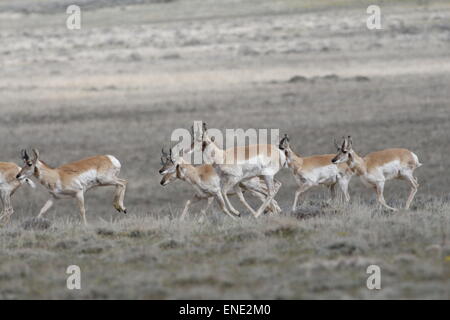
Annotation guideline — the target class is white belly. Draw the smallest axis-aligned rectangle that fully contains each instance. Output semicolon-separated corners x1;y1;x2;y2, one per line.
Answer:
302;165;339;185
71;169;99;191
371;160;401;182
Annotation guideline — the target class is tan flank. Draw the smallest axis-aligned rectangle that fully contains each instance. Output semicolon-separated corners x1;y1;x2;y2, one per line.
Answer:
332;136;422;211
279;134;354;212
192;122;286;218
159;148;281;220
16;149;128;225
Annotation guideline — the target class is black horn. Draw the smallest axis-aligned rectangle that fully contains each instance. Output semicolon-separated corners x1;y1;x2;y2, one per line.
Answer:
21;149;29;161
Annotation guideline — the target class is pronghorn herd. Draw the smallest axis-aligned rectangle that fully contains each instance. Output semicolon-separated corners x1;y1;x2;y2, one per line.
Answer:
0;123;422;226
159;123;422;219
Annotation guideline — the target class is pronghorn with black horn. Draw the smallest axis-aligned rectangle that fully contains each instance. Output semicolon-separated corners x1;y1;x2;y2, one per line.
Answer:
194;122;286;218
279;134;353;212
331;136;422;211
16;149;128;225
159;147;282;220
0;156;36;224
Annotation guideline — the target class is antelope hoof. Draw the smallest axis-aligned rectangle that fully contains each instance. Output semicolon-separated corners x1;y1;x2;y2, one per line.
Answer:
230;208;240;216
114;204;126;214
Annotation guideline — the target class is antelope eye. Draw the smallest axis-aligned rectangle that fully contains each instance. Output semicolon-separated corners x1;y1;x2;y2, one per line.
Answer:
27;162;32;166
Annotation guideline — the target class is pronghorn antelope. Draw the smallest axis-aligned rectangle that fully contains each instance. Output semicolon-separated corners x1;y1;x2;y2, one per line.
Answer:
331;136;422;211
279;134;353;212
16;149;128;225
159;148;282;220
0;160;36;224
194;123;286;218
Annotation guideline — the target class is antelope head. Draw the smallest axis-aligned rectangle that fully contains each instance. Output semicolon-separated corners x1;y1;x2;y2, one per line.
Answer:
331;136;353;164
17;149;39;180
159;146;189;186
159;147;176;175
279;134;290;150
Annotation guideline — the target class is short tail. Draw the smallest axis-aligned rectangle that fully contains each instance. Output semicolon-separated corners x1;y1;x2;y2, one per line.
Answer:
411;152;422;168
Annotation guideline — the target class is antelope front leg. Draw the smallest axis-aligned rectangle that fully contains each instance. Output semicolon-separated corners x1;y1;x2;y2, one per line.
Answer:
180;200;192;220
37;198;55;219
329;183;337;202
221;178;241;216
180;195;203;220
0;191;13;225
375;182;398;211
75;192;88;226
338;178;351;202
214;192;238;220
292;184;311;213
201;197;214;216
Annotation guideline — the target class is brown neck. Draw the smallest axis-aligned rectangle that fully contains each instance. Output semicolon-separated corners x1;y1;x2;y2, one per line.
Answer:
35;160;59;189
177;163;197;183
347;151;366;176
206;142;225;164
287;147;303;172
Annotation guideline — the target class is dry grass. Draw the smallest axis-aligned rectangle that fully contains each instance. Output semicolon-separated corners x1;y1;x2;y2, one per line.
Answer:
1;199;449;299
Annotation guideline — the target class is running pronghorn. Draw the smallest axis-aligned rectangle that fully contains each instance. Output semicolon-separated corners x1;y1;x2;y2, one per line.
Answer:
331;136;422;211
194;122;286;218
0;159;36;224
16;149;128;225
279;134;353;212
159;148;282;220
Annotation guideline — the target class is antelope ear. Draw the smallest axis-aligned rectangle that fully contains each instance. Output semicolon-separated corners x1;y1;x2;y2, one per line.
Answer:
347;136;353;149
32;149;40;161
341;136;348;150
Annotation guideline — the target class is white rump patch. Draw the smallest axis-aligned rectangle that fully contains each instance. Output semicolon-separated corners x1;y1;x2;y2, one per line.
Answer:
107;155;121;169
411;152;422;167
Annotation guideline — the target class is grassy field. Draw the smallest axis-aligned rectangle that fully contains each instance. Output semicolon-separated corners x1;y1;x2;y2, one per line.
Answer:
0;0;450;299
1;200;450;299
